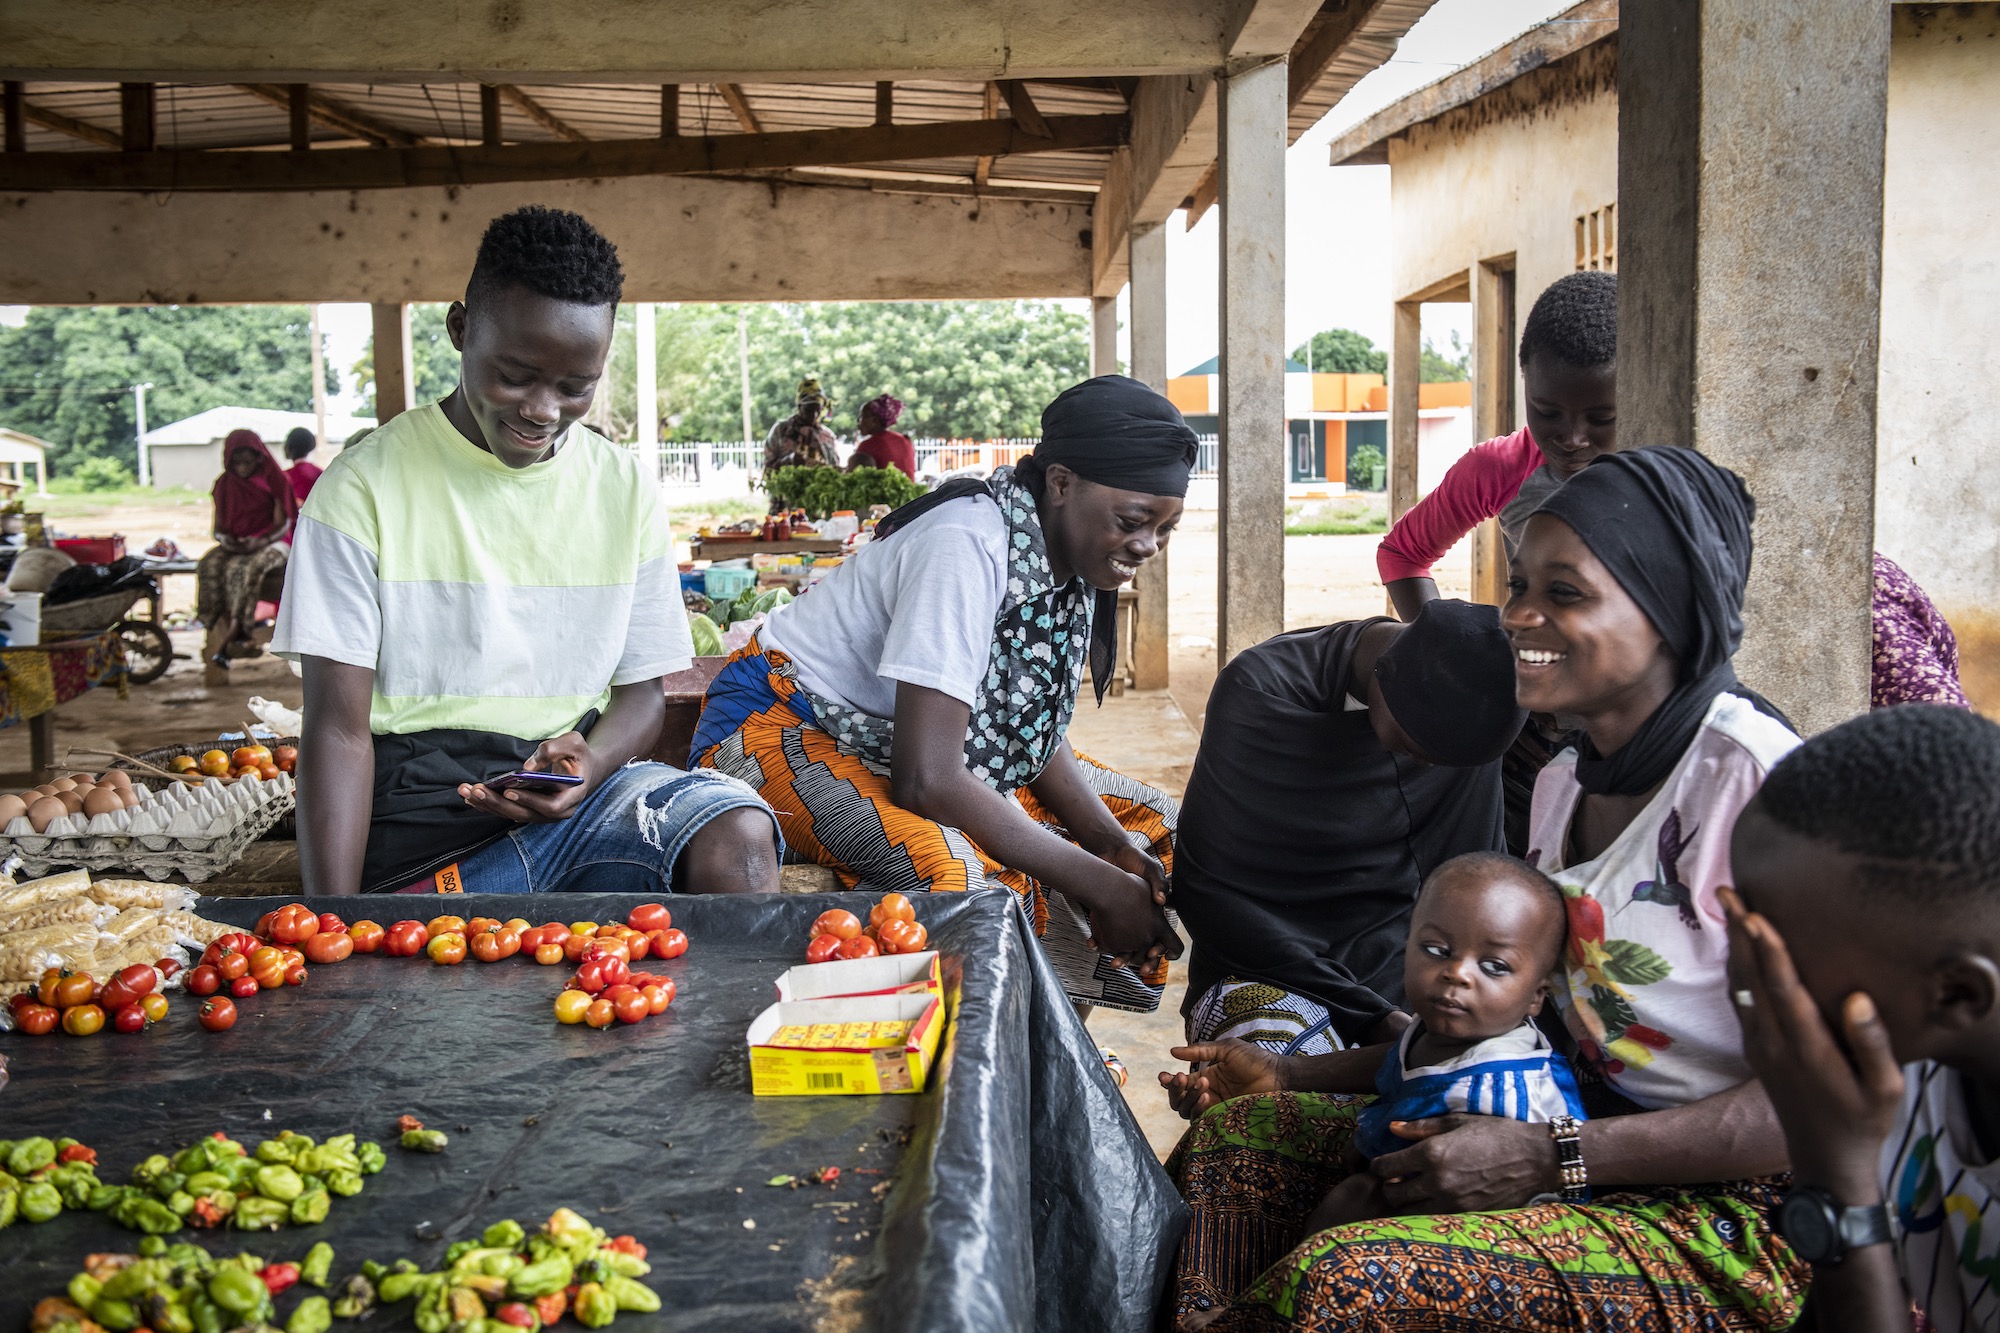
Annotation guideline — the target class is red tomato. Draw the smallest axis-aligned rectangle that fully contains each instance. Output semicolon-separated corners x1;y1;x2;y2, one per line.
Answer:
348;920;385;953
17;1002;58;1035
269;904;321;945
582;938;630;967
518;923;552;949
650;928;689;960
230;975;259;1000
155;957;183;980
470;931;503;963
811;910;862;941
187;964;222;997
625;932;651;962
533;942;565;966
284;961;307;987
627;903;672;934
384;921;428;957
304;932;352;964
870;893;916;927
583;998;615;1029
199;997;237;1031
805;934;842;964
561;932;595;963
113;1003;148;1034
215;949;249;981
253;910;279;939
492;928;522;960
274;745;298;773
98;963;158;1012
62;1003;106;1036
466;916;503;938
836;936;879;961
139;993;169;1022
572;959;610;994
426;933;467;965
605;985;649;1024
876;919;919;955
6;992;31;1016
316;912;348;934
638;978;675;1014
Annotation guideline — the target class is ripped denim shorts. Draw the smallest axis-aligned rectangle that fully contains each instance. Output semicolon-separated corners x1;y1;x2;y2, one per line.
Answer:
454;761;782;893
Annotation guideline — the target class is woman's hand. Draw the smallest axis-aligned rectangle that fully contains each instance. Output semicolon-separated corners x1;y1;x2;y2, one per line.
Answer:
1158;1040;1287;1120
1722;888;1905;1200
1369;1115;1560;1213
459;731;595;825
1076;861;1180;967
1093;838;1169;906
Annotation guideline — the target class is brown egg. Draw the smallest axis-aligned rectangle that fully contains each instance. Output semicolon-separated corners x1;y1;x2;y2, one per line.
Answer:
27;795;66;832
0;793;28;826
66;772;95;785
117;786;142;809
48;777;76;792
83;787;123;818
55;790;85;814
98;769;133;789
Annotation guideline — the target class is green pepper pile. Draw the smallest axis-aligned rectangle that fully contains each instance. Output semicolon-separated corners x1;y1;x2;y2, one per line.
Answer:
375;1207;659;1332
29;1211;659;1333
0;1130;387;1237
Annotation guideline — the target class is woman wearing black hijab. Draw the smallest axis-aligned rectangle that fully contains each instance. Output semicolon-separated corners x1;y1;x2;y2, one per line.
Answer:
693;376;1191;1012
1158;448;1811;1332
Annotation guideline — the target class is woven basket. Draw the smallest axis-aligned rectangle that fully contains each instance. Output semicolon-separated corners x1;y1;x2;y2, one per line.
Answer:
39;587;148;637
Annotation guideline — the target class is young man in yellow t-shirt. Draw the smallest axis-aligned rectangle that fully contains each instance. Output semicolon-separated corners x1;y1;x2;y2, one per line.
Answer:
273;206;780;896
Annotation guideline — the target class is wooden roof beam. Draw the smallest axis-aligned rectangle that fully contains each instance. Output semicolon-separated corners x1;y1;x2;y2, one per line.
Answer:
16;97;121;148
0;111;1130;192
496;85;585;143
233;83;423;147
874;81;893;127
997;80;1051;137
974;81;999;187
715;83;761;134
119;82;153;151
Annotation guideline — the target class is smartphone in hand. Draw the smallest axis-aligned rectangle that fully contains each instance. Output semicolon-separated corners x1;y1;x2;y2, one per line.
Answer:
485;770;586;794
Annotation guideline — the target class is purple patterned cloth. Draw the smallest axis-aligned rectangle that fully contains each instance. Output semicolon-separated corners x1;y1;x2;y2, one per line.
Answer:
1872;552;1969;709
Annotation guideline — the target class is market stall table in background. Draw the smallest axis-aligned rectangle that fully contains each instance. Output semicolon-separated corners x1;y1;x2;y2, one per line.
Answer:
0;630;127;783
0;891;1183;1333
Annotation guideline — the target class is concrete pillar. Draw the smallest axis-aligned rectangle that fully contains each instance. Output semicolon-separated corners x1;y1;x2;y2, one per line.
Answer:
1091;295;1119;378
1619;0;1889;734
634;301;660;482
1388;299;1420;525
1129;222;1170;689
1216;58;1287;664
370;302;416;424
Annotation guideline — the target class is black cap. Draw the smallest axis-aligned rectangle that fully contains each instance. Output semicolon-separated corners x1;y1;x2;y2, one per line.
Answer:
1374;600;1526;766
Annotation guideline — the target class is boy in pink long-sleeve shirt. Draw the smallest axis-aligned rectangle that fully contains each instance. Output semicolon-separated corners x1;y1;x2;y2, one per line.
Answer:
1378;271;1617;622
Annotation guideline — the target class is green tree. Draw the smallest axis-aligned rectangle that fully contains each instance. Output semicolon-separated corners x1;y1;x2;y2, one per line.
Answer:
1421;331;1469;383
349;303;460;416
0;306;339;471
1290;327;1387;374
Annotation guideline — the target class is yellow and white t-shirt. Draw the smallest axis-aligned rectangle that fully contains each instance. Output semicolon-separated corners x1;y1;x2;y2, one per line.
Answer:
272;402;691;739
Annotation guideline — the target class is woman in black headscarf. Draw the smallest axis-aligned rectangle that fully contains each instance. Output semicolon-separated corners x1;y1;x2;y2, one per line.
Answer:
693;376;1193;1012
1157;447;1812;1333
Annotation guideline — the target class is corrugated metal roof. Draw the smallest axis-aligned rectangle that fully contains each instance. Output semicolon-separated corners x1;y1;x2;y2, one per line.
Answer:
1289;0;1441;143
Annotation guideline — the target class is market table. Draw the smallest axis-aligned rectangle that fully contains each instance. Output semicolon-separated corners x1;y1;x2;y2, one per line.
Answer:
0;629;128;782
690;536;845;561
0;890;1185;1333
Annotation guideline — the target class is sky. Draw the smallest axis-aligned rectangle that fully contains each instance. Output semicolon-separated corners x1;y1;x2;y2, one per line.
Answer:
2;0;1571;418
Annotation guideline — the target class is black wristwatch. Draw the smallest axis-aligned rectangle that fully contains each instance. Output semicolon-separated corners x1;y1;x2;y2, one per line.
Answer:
1776;1186;1899;1265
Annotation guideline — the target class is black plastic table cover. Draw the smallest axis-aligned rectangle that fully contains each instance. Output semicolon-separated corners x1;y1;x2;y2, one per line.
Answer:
0;890;1187;1333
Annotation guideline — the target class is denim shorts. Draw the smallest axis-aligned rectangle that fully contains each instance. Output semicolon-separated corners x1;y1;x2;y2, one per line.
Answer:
454;761;781;894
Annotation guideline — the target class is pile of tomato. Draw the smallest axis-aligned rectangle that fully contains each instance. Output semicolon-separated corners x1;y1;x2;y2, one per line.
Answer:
549;905;685;1029
804;892;929;963
7;959;177;1036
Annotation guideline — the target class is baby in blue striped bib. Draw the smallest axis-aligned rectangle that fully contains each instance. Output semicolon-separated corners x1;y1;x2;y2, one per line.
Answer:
1310;851;1586;1231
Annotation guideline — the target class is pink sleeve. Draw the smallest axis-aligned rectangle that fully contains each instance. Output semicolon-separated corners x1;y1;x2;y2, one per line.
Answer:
1376;428;1544;584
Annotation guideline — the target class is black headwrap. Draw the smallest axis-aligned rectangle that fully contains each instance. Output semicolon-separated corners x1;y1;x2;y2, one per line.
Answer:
875;375;1196;704
1375;600;1527;766
1531;446;1784;796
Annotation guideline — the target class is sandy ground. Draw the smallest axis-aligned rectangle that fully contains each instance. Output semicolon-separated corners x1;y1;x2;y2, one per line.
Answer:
17;494;1475;1157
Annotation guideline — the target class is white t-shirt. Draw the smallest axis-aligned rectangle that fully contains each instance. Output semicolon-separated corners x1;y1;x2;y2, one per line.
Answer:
757;495;1008;718
1529;692;1800;1110
1883;1061;2000;1332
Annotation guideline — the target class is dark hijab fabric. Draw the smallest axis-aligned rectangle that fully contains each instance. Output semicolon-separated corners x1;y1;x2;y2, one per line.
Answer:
1375;599;1527;767
1531;446;1780;796
875;375;1197;704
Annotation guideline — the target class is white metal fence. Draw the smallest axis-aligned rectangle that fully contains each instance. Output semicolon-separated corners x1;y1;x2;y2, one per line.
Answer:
652;434;1222;501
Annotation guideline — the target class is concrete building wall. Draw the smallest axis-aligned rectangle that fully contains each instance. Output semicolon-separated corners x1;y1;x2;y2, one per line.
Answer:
0;174;1093;305
1877;4;2000;708
1385;40;1618;372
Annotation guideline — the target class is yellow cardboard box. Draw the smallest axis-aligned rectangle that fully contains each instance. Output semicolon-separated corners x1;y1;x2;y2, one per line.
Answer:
774;950;941;1004
747;992;944;1096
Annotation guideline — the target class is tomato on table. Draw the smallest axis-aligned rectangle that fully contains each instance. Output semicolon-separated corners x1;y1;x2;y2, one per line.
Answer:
561;932;595;963
213;949;249;981
316;912;349;935
533;942;565;966
465;916;502;938
470;931;503;963
805;934;842;965
638;978;675;1014
304;932;353;964
138;993;169;1023
607;986;650;1025
283;961;308;986
811;910;862;941
112;1003;148;1034
649;928;689;959
230;976;259;1000
384;921;428;957
427;932;467;965
627;903;672;934
62;1003;106;1036
348;920;385;953
16;1002;58;1035
836;936;879;961
269;904;320;945
187;964;222;997
199;997;237;1031
553;990;591;1024
583;998;615;1029
426;914;467;941
249;946;287;989
98;963;158;1012
492;927;522;959
51;970;96;1009
870;893;916;927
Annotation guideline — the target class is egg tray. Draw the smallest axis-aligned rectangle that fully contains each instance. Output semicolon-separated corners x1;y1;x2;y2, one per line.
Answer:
0;772;296;884
114;736;302;841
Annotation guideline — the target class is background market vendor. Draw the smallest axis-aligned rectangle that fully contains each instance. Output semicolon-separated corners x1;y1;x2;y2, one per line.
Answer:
692;375;1192;1013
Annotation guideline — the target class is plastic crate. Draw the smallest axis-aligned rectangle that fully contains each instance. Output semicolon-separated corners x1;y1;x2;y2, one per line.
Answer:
55;535;126;564
704;566;757;599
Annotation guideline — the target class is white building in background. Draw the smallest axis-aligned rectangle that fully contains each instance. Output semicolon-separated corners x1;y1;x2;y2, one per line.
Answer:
143;406;374;492
0;427;52;497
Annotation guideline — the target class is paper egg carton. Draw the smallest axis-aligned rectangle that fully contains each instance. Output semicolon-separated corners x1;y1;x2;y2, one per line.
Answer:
0;774;296;883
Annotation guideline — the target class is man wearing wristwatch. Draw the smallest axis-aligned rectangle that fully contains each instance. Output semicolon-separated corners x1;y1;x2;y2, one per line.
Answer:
1724;706;2000;1332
